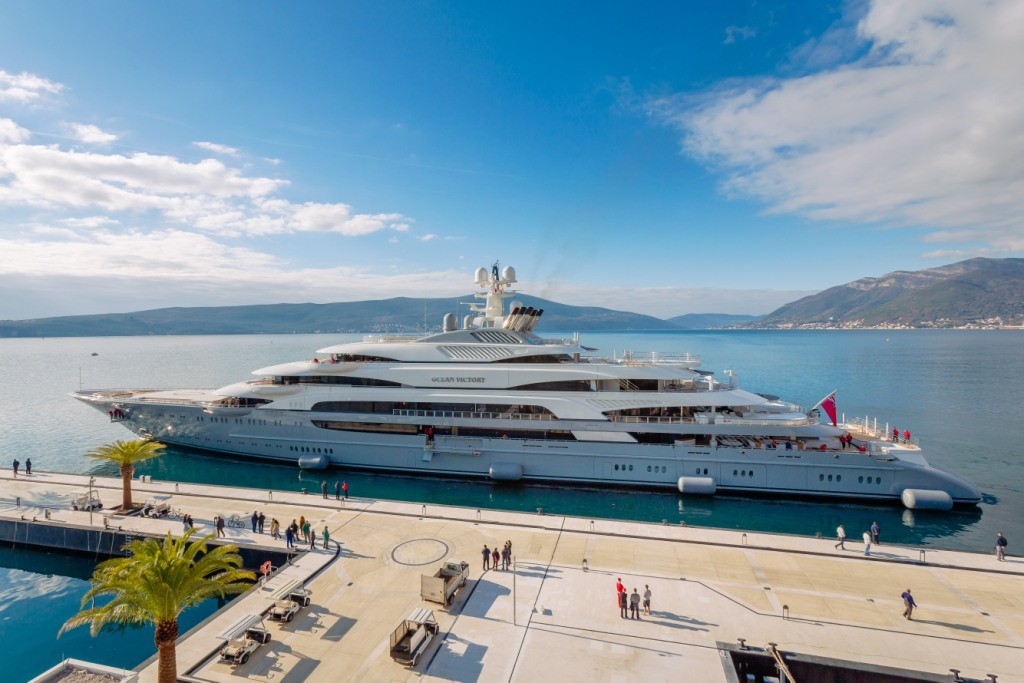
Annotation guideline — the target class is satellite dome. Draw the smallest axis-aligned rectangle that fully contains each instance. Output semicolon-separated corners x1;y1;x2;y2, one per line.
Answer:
474;267;488;285
502;266;516;282
443;313;457;332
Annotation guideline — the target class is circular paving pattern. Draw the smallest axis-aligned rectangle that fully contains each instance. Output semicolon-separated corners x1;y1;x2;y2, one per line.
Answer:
391;538;450;566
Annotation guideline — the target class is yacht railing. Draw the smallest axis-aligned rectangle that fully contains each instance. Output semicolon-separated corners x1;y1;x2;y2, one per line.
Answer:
617;351;701;367
842;415;920;447
392;409;554;421
362;333;425;343
609;414;815;427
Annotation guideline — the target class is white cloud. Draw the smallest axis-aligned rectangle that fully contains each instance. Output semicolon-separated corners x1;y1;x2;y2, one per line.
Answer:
0;123;409;237
68;123;117;144
62;215;120;228
0;69;63;103
0;117;30;144
655;0;1024;252
418;233;437;241
194;141;240;156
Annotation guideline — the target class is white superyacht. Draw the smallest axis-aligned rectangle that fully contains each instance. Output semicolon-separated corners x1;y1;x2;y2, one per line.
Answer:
74;264;981;509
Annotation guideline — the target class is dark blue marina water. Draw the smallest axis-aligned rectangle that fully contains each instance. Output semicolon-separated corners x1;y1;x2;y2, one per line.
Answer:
0;545;229;682
1;330;1022;676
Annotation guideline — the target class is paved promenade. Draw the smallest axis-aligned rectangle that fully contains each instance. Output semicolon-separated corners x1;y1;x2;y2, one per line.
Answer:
2;470;1022;682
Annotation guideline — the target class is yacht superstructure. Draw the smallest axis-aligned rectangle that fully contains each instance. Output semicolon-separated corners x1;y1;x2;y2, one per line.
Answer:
74;264;981;509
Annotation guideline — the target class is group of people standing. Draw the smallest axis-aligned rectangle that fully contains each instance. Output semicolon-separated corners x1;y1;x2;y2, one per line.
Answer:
481;541;513;571
11;458;31;476
283;515;330;551
321;480;348;500
615;578;652;620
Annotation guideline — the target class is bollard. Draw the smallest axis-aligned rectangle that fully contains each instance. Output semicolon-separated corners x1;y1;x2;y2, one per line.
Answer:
15;497;20;507
268;491;273;500
582;558;588;572
476;509;481;521
950;669;961;681
737;638;747;650
45;508;51;520
782;604;789;620
919;549;927;563
741;533;747;545
988;674;999;682
590;520;595;531
421;504;426;516
302;488;307;495
537;507;543;515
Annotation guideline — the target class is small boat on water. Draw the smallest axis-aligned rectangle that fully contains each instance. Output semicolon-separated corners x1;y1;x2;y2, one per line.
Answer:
73;263;981;509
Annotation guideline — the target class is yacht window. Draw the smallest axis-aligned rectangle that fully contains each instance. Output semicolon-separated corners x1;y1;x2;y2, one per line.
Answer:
836;475;841;482
510;380;594;392
647;466;652;472
858;476;863;483
827;475;833;481
703;468;708;475
819;474;825;481
615;464;619;471
733;470;738;476
628;465;633;472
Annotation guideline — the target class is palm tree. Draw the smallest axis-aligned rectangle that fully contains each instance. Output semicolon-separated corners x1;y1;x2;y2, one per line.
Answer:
87;438;165;510
60;529;254;683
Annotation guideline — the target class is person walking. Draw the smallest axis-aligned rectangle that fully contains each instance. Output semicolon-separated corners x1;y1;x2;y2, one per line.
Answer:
321;480;328;499
492;546;500;570
258;512;265;534
501;544;510;570
618;589;628;618
342;481;349;499
863;531;872;556
996;532;1008;561
643;585;652;615
182;515;190;533
25;458;31;475
251;511;258;533
616;577;625;598
335;481;341;500
629;588;641;620
285;524;295;549
12;459;19;477
322;526;330;551
298;515;307;542
835;524;846;550
216;515;226;538
901;588;917;620
270;518;280;540
309;525;317;549
301;519;311;545
482;544;491;570
289;519;299;539
871;520;880;544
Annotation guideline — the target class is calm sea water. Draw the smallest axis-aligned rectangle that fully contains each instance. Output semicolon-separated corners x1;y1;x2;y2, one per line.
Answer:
1;330;1022;675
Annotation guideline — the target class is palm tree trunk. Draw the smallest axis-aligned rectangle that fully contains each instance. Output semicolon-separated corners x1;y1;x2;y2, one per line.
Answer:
155;620;179;683
121;462;133;510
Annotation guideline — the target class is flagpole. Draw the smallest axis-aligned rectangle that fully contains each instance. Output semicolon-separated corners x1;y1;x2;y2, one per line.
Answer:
809;389;839;413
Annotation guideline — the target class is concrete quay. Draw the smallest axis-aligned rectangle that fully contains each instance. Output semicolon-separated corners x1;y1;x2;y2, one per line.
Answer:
2;470;1022;682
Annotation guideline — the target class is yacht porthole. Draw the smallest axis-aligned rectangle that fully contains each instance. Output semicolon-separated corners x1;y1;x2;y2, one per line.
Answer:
647;466;651;472
703;468;708;475
858;476;863;483
614;464;619;471
628;465;633;471
733;469;738;476
819;474;825;481
695;468;700;475
828;475;833;481
836;475;842;482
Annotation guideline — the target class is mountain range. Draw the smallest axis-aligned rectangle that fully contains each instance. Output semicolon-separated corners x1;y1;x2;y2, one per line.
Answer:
747;257;1024;329
0;258;1019;337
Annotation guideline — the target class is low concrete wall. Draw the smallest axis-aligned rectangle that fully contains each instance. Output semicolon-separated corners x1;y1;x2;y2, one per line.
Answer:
0;517;288;569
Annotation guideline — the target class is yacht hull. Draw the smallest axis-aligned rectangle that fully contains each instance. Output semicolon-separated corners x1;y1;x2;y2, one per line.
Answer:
81;398;981;505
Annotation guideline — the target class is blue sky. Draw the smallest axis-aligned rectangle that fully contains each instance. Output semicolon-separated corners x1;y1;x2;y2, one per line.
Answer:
1;0;1021;319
